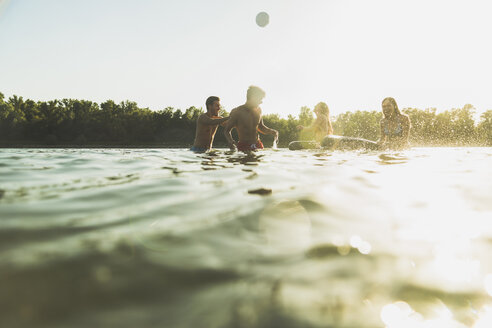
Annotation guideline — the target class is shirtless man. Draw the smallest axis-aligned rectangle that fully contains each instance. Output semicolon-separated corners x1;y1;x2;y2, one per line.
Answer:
224;86;278;152
191;96;229;152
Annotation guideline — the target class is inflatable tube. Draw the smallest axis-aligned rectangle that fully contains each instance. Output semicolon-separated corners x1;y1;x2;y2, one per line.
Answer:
320;135;379;150
288;141;320;150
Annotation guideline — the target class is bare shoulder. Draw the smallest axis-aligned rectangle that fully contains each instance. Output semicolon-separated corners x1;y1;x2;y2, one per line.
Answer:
229;107;241;117
197;113;208;122
231;105;250;117
225;107;241;126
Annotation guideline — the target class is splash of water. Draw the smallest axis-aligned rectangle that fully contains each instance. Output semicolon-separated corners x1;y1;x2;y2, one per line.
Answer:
272;138;278;150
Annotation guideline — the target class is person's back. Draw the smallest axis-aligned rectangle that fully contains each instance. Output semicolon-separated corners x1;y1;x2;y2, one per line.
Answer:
191;96;228;152
312;113;329;140
229;105;262;144
224;86;278;151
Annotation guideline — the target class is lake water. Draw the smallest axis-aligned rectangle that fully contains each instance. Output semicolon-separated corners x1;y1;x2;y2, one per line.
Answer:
1;147;491;328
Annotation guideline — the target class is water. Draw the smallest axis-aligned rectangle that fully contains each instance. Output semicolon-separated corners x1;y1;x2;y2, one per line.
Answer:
1;147;491;328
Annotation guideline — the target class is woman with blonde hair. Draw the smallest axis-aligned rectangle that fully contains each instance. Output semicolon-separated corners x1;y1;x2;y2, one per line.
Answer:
298;102;333;142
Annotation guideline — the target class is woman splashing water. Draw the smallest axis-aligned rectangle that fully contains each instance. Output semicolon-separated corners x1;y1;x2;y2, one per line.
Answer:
378;97;411;149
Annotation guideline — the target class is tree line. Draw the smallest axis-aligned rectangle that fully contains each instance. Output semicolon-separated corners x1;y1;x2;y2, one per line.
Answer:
1;92;491;147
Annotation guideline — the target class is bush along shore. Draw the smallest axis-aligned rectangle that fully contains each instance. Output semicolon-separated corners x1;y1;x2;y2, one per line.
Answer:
1;92;491;147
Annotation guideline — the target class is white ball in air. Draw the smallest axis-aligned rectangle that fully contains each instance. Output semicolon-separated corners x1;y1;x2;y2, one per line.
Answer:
256;12;269;27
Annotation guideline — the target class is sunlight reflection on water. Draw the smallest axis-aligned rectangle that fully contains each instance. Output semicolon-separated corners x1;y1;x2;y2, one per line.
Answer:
0;147;491;327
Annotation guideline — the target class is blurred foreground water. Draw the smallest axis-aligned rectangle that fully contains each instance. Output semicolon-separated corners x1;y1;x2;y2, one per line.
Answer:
1;147;491;328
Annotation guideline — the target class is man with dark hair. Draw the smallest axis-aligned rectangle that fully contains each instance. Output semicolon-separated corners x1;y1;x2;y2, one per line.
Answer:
224;86;278;152
191;96;229;152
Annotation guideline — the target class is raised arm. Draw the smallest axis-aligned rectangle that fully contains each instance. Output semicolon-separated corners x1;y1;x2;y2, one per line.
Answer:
223;110;238;150
198;115;229;126
257;117;279;140
257;118;276;135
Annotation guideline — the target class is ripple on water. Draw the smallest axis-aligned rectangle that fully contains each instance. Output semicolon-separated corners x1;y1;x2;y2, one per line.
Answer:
0;147;491;327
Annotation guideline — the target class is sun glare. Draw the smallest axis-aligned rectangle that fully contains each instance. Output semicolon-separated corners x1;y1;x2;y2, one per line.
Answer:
349;235;372;255
474;306;492;328
484;274;492;297
380;302;465;328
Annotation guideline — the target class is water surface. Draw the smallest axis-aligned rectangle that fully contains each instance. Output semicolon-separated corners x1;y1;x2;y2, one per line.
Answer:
1;147;491;328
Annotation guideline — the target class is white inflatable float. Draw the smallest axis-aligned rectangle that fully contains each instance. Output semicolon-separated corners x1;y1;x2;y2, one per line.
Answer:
288;135;379;150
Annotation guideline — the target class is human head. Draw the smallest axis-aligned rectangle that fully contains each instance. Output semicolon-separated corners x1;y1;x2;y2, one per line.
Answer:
381;97;401;118
206;96;220;115
314;102;329;116
246;85;266;106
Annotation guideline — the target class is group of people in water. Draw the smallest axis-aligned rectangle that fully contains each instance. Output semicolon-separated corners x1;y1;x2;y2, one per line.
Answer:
191;85;411;152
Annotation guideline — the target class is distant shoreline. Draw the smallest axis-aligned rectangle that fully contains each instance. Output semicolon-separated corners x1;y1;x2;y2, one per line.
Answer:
0;144;191;149
0;142;239;149
1;145;188;149
1;92;491;147
1;143;489;149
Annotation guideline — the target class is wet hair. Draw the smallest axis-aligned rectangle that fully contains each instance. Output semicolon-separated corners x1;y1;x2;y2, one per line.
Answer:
205;96;220;110
315;102;329;116
382;97;402;117
246;85;266;100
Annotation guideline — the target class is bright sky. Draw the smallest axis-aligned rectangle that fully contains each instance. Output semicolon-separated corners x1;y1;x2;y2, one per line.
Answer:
1;0;491;118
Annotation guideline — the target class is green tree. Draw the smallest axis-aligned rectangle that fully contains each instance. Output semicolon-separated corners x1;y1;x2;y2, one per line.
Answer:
478;110;492;145
298;106;314;127
333;110;381;141
1;91;488;147
449;104;476;145
404;107;437;145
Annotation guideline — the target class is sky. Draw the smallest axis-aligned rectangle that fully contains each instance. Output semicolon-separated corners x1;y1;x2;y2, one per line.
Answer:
1;0;491;118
